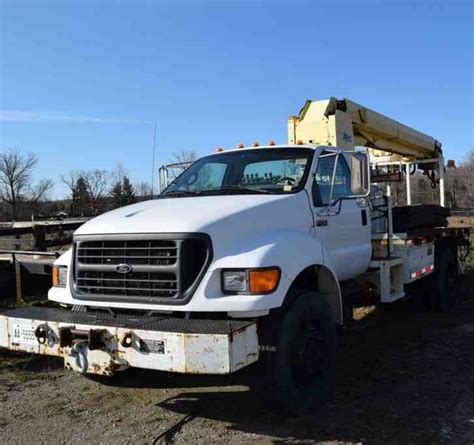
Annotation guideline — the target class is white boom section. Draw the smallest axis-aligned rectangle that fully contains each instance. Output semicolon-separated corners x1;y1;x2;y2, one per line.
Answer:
288;97;442;162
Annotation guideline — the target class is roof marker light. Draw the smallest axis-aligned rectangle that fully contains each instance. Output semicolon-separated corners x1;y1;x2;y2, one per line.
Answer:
252;142;260;147
296;140;304;145
216;147;224;152
268;140;276;146
237;143;245;148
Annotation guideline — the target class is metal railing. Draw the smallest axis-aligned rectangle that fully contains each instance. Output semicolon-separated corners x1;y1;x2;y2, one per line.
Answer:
0;249;60;306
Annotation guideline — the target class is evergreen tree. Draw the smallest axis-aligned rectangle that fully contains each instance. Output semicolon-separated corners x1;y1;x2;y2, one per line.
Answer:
110;179;123;208
110;175;136;209
73;176;90;216
122;176;136;206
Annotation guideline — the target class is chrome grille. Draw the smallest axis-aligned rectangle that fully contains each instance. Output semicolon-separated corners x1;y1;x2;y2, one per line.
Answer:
76;270;178;297
77;240;177;266
72;235;211;304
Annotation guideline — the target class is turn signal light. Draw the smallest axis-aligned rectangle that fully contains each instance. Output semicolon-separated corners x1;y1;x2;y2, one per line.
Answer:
52;266;59;287
249;268;280;293
52;266;67;287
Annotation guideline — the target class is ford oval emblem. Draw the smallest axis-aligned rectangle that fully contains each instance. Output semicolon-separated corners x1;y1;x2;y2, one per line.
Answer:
115;263;133;274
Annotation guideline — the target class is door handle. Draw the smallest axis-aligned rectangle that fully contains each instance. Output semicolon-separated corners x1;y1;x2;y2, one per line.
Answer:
361;209;368;226
316;219;328;227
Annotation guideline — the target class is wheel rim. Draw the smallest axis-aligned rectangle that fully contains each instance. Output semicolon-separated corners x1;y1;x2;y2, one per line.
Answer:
291;320;328;387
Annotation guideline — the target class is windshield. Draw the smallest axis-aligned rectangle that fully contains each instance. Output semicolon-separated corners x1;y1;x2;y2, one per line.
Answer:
161;147;314;198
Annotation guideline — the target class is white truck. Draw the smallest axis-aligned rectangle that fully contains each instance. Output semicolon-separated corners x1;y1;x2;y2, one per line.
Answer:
1;98;470;416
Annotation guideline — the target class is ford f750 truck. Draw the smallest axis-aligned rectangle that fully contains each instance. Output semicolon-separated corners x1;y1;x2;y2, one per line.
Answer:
1;98;470;416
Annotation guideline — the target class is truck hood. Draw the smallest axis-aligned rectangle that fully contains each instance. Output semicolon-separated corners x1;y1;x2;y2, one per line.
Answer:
75;193;313;239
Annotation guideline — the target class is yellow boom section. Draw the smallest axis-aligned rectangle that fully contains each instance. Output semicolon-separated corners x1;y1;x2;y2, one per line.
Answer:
288;97;442;161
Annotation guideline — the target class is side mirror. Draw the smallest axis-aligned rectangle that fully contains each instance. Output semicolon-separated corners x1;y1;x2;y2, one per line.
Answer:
350;152;370;196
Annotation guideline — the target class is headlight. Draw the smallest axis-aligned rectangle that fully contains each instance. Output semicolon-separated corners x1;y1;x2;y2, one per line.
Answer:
222;270;247;292
222;267;280;294
52;266;68;287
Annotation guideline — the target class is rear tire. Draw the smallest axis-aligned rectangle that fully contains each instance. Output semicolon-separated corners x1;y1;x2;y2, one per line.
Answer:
432;247;458;311
257;292;336;417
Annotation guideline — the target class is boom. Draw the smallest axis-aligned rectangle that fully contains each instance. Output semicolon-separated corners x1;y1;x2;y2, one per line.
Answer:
288;97;442;162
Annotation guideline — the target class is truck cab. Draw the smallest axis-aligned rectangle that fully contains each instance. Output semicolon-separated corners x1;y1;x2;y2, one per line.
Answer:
48;144;370;324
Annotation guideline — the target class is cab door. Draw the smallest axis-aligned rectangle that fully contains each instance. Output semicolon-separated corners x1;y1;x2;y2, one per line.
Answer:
310;150;371;281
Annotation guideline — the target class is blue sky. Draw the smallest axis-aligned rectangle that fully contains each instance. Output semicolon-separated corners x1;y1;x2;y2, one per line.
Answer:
0;0;473;198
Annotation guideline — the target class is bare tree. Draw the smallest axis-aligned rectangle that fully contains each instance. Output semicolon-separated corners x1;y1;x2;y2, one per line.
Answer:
169;150;199;179
84;169;108;214
61;170;80;194
111;162;127;185
455;149;474;209
61;170;90;216
135;181;152;198
31;179;54;203
0;149;53;220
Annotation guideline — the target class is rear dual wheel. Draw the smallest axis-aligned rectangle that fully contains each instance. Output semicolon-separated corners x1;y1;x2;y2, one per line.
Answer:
410;247;458;312
433;247;458;311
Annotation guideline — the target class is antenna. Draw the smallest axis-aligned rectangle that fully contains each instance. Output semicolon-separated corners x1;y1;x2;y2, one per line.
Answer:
150;121;157;196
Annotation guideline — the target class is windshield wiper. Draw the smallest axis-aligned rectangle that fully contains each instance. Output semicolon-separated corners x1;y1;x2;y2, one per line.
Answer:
161;190;203;198
218;185;270;194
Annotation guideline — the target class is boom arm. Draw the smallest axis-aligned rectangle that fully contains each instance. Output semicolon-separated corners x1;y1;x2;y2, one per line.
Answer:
288;97;442;162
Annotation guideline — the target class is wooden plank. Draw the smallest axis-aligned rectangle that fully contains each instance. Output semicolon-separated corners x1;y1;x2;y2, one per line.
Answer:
0;221;84;237
13;254;23;306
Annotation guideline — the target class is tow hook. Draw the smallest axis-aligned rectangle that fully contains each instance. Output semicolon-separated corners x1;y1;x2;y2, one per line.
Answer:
34;324;49;345
68;343;88;374
121;332;133;348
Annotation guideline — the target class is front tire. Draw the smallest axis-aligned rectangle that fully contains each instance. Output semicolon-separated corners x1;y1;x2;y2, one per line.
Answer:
258;292;337;417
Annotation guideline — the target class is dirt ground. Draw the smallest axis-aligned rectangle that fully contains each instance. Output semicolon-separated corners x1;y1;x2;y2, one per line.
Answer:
1;275;473;444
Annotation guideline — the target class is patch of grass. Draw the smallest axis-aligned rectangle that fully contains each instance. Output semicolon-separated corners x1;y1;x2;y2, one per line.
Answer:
16;296;57;308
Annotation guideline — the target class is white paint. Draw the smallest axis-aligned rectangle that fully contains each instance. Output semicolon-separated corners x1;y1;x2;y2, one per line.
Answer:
49;146;372;320
0;315;259;375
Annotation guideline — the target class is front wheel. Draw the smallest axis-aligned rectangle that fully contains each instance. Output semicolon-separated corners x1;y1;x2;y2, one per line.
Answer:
257;292;337;417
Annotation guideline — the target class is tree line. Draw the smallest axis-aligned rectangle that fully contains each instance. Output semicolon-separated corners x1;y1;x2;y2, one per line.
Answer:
0;149;155;221
59;165;148;217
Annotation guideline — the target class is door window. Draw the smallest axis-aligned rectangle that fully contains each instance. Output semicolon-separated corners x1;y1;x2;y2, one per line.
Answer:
313;153;352;206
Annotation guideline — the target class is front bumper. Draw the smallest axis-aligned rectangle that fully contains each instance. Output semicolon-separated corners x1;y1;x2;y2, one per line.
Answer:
0;307;259;375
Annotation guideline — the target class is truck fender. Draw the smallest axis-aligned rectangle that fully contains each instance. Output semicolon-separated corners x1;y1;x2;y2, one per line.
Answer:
210;229;343;323
54;248;72;267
